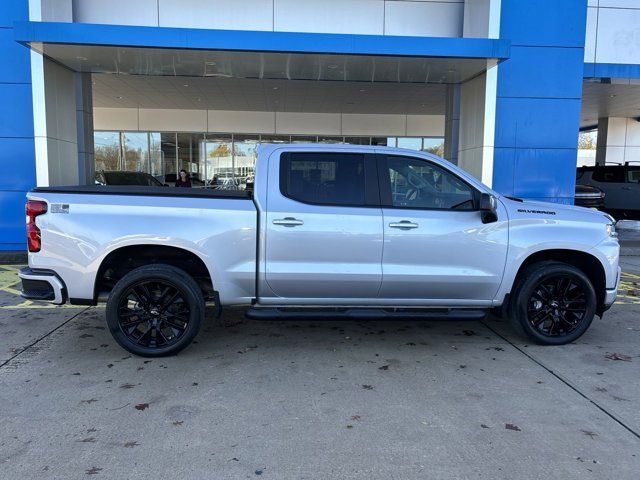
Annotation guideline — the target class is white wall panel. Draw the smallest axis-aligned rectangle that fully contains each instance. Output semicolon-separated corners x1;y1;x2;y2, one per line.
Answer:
41;0;73;21
139;109;207;131
276;112;341;135
274;0;384;35
96;108;445;138
406;114;445;136
598;1;640;8
463;0;490;38
208;110;275;134
44;59;76;144
584;7;597;63
158;0;273;31
72;0;159;26
94;108;139;131
625;118;640;147
385;1;463;38
595;7;640;64
342;114;406;136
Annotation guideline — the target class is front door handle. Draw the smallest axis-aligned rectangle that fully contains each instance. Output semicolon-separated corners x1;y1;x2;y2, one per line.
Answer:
273;217;304;227
389;220;419;230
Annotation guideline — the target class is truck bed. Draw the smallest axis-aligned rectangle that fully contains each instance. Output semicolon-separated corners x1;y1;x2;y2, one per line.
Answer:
32;185;251;199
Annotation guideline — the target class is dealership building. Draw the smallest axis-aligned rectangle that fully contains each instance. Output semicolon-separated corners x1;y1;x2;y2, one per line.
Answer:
1;0;639;252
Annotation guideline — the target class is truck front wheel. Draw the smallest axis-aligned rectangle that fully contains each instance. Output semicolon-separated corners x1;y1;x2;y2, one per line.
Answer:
105;264;204;357
509;261;597;345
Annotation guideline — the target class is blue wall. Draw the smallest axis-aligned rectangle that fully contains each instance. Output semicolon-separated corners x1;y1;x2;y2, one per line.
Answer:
0;0;34;251
492;0;587;204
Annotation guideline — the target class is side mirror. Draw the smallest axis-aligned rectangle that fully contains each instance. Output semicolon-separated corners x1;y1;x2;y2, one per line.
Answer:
480;193;498;224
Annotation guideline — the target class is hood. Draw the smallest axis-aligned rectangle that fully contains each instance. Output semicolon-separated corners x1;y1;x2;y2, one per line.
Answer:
499;196;613;224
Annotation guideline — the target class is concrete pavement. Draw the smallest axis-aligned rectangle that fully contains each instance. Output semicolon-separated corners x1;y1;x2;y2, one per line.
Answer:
0;264;639;479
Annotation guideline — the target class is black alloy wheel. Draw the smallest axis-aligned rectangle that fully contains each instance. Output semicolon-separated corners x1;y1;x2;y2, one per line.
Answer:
526;275;588;337
510;261;597;345
117;279;190;349
106;265;204;356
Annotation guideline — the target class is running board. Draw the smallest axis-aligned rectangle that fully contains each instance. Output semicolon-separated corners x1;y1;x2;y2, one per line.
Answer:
245;307;487;321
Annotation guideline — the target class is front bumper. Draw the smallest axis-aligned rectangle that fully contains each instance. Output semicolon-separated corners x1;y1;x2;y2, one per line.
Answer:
603;266;621;308
18;267;66;305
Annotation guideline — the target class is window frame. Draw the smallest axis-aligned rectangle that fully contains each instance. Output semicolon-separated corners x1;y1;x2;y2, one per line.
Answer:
279;151;380;208
376;154;480;212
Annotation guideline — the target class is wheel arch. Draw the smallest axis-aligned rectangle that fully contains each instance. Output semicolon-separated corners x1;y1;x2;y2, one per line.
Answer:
511;249;607;315
93;244;215;302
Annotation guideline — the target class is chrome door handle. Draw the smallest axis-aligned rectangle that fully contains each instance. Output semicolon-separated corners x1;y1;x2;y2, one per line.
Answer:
273;217;304;227
389;220;419;229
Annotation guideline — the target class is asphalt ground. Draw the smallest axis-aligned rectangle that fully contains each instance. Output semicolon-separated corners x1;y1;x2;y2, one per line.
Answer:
0;263;639;479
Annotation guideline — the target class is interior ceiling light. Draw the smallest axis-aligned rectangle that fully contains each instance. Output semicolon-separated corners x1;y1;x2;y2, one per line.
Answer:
183;84;190;87
327;64;338;69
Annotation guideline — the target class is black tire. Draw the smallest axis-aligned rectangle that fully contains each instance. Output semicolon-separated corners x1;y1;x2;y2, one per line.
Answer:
509;261;597;345
106;264;204;357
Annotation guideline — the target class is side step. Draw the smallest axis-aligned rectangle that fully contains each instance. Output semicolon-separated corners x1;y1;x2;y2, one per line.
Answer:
245;307;487;321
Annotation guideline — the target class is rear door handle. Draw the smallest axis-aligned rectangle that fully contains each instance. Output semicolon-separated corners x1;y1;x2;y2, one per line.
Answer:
273;217;304;227
389;220;419;230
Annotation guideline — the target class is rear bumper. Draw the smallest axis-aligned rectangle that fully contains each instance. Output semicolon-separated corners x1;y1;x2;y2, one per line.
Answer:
18;267;66;305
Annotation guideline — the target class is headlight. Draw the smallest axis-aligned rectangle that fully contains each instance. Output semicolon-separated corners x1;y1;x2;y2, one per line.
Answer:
606;223;617;237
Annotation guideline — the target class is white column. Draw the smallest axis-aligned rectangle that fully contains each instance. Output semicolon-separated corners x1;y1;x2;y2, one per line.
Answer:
457;65;497;186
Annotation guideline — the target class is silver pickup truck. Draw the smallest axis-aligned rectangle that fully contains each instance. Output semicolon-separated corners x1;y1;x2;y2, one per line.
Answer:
20;144;620;356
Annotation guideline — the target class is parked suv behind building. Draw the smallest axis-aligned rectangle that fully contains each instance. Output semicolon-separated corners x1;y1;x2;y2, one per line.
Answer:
577;164;640;219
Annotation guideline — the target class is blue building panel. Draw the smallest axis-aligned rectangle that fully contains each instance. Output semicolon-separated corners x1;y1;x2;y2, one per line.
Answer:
14;21;511;60
512;148;577;201
584;62;640;80
0;0;33;252
0;138;35;191
492;0;587;204
0;83;34;138
500;0;587;48
497;46;584;99
491;148;517;197
0;0;29;29
0;190;28;248
494;97;582;150
0;28;31;84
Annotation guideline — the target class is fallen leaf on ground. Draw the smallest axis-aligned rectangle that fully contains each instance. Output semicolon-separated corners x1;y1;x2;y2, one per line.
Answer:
124;441;139;448
134;403;149;411
605;353;632;362
85;467;102;475
361;385;374;390
505;423;521;431
378;365;389;371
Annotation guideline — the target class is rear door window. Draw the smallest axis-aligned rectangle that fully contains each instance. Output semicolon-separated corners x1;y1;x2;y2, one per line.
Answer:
280;152;376;206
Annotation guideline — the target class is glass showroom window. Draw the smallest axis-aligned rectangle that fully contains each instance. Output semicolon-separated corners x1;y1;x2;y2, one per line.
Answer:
160;133;177;179
234;135;259;189
177;133;206;184
122;132;149;172
422;138;445;157
205;135;233;186
94;131;121;171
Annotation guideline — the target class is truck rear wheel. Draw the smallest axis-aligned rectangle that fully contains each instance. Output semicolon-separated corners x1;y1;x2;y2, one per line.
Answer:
105;264;204;357
509;261;597;345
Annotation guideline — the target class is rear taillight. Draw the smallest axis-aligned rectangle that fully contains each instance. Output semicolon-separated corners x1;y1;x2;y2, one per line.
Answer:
26;200;47;253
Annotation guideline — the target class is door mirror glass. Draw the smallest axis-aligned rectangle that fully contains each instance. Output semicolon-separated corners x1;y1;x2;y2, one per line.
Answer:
480;193;498;224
